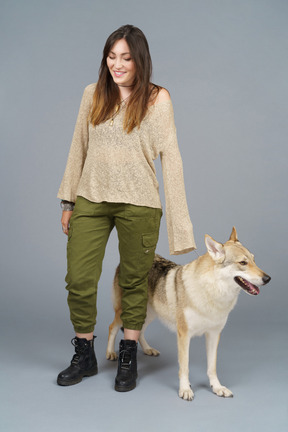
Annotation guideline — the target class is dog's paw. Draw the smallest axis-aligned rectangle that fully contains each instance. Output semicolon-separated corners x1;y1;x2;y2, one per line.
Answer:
143;347;160;356
211;385;233;398
106;351;118;361
179;387;194;401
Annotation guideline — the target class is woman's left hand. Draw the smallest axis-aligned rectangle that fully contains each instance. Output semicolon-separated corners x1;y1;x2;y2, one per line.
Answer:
61;210;73;235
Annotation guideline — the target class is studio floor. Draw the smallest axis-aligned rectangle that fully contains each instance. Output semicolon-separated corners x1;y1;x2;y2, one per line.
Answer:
1;321;287;432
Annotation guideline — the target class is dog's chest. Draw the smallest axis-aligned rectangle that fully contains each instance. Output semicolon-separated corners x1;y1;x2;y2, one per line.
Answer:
184;307;227;337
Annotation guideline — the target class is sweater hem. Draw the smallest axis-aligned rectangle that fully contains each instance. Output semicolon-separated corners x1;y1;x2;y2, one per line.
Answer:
75;193;163;210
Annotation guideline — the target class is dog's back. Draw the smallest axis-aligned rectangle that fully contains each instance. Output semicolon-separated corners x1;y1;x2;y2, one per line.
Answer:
148;254;179;295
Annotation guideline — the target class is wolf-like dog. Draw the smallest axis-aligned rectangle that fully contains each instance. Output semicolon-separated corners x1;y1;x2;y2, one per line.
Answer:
106;227;271;400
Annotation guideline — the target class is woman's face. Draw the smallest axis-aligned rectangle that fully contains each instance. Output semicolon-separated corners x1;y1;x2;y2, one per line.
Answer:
107;38;136;87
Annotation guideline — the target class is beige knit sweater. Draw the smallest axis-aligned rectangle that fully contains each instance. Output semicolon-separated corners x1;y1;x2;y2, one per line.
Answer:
58;83;196;255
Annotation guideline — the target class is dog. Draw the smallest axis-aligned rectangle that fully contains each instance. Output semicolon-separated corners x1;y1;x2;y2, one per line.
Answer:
106;227;271;400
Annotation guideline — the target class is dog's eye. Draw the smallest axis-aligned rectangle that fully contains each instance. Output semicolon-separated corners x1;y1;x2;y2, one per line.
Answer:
239;261;248;266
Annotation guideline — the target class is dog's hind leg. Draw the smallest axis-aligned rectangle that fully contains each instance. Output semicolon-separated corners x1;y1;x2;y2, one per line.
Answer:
139;306;160;356
205;330;233;398
106;270;123;361
106;307;122;360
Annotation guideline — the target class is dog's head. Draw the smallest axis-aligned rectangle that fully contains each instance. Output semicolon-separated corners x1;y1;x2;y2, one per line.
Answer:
205;227;271;296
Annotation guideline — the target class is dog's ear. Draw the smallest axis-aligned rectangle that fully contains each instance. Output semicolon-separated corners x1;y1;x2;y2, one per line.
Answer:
229;226;238;242
205;235;225;262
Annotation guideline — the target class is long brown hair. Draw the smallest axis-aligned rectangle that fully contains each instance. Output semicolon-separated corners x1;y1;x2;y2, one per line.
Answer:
89;25;160;133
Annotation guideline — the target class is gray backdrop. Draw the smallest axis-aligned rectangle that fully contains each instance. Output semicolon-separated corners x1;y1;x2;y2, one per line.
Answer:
1;1;287;431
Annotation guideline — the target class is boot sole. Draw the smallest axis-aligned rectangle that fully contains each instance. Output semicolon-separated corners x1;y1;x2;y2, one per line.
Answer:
114;382;136;392
57;366;98;386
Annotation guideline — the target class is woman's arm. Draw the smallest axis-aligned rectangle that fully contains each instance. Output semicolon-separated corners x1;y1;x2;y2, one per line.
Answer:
57;84;95;203
156;97;196;254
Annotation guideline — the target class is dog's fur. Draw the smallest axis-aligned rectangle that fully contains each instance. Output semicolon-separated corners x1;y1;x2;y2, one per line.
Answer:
106;227;271;400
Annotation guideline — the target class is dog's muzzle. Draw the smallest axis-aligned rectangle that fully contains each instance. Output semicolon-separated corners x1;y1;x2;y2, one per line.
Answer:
234;273;271;296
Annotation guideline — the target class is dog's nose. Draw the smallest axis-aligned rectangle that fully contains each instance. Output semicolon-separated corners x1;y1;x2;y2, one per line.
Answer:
262;274;271;285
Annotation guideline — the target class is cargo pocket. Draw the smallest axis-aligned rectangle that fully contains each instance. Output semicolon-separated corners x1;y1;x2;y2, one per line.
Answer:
133;231;159;276
142;232;159;255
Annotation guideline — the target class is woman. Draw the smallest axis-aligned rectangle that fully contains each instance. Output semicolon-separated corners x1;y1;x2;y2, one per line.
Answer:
57;24;196;392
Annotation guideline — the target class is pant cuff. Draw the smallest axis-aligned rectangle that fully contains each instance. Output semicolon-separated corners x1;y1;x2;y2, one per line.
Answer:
121;322;144;331
73;326;95;334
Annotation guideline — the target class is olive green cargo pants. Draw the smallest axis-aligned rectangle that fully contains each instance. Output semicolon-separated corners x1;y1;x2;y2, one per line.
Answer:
65;197;162;333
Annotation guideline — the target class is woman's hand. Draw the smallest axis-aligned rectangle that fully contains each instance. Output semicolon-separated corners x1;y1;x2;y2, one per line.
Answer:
61;210;73;235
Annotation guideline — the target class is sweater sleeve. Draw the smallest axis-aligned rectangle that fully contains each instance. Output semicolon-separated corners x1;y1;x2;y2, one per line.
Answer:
57;84;94;203
158;101;196;255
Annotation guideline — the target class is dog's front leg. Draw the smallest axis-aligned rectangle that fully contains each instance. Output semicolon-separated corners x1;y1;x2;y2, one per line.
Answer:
177;327;193;401
205;330;233;398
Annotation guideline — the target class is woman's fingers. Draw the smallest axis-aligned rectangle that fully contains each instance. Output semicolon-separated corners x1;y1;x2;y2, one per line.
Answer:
62;225;69;235
61;211;73;235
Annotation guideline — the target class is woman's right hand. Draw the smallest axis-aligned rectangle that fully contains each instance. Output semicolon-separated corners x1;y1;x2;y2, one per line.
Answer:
61;211;73;236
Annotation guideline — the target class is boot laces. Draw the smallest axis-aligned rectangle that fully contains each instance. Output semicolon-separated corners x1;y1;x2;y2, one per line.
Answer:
71;337;89;365
119;349;132;370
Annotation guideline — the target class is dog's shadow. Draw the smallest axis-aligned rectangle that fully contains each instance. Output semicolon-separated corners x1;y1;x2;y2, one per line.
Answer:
138;352;213;396
138;350;176;375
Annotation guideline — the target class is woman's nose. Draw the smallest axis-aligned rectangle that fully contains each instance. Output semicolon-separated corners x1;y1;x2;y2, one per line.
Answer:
115;57;123;69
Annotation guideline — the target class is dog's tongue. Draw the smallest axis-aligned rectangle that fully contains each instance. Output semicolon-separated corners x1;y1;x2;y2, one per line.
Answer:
235;276;260;296
246;281;260;296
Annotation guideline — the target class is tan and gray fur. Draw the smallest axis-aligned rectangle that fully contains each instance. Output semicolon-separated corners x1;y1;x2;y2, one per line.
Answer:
106;227;271;401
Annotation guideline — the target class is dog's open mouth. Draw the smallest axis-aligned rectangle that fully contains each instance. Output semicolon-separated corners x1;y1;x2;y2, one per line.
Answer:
234;276;260;296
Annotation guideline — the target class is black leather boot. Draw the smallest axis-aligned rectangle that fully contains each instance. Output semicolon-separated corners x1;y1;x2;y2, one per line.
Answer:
114;339;138;392
57;336;98;386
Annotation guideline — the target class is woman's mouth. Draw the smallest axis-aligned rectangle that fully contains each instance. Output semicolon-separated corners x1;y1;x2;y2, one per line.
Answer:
113;71;126;78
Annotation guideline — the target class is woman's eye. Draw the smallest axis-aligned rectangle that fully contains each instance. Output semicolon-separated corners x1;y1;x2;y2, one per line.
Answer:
124;58;132;61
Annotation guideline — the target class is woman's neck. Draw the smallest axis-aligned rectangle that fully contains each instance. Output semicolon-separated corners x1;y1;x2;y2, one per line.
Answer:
118;86;132;101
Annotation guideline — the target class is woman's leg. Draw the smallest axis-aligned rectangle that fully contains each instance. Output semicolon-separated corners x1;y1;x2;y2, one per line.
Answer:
114;204;162;391
115;205;162;332
124;329;140;342
76;332;94;340
66;198;114;333
57;198;114;386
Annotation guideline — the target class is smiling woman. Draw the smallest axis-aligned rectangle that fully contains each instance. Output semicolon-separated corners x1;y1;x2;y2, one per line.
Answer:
57;24;196;394
89;25;158;133
107;39;136;87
